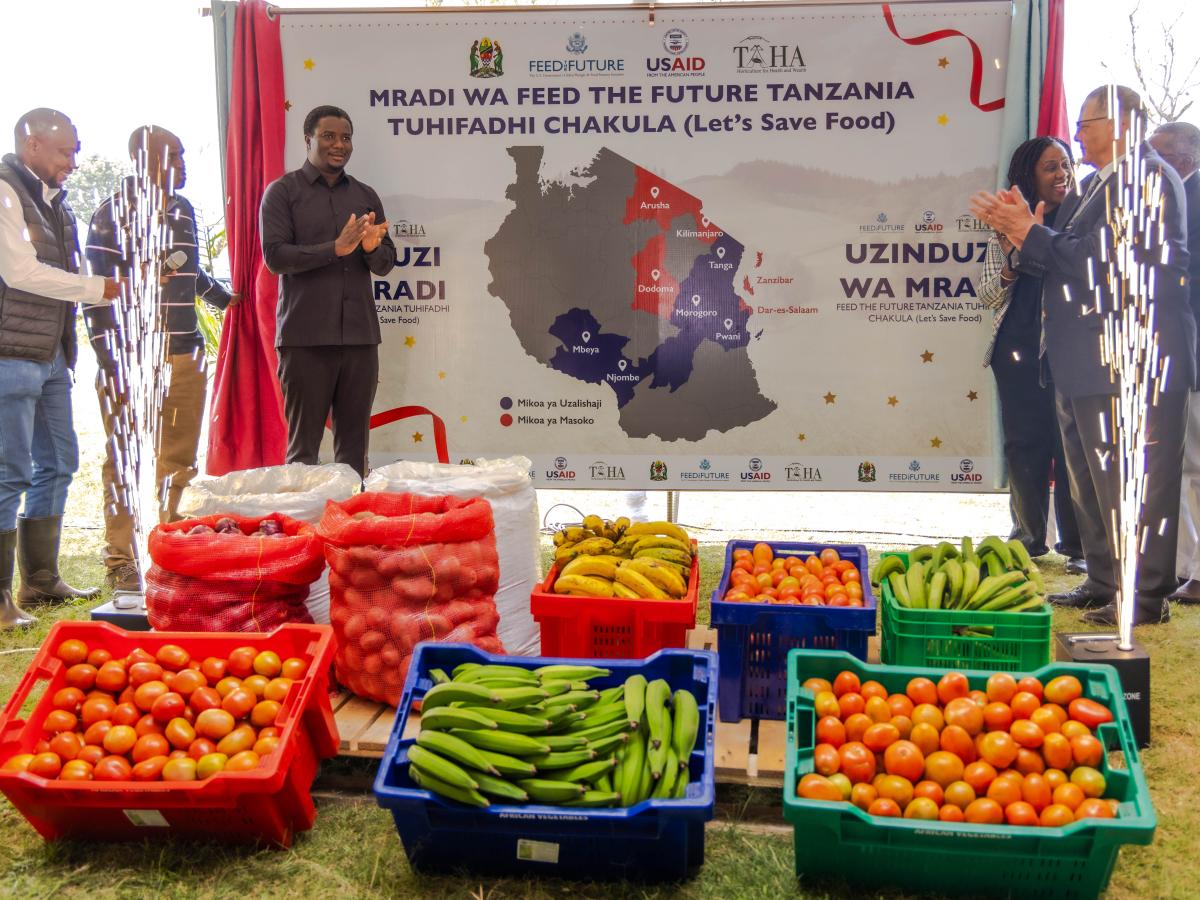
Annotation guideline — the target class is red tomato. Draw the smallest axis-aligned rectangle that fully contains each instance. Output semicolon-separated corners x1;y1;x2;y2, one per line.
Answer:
867;797;902;817
195;709;236;741
936;672;970;705
221;688;257;720
56;639;90;665
128;662;164;687
187;737;218;760
1015;677;1044;700
906;678;938;707
832;671;861;698
81;696;115;726
93;755;132;781
102;725;138;756
813;743;841;776
1068;698;1113;730
156;644;191;671
151;692;187;724
50;687;84;712
200;657;228;683
64;664;97;691
42;709;77;734
133;680;169;712
164;717;197;750
75;745;105;766
226;647;258;679
59;759;93;781
47;731;82;761
132;733;171;763
94;661;128;693
1044;675;1083;706
131;756;169;782
838;741;877;784
985;673;1018;704
86;648;112;668
161;757;197;782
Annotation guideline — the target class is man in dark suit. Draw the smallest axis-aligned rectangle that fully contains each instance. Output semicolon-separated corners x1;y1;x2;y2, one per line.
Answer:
1150;121;1200;602
972;86;1194;626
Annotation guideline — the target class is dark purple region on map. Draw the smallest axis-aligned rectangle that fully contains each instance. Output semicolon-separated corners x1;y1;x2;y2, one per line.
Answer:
548;308;638;405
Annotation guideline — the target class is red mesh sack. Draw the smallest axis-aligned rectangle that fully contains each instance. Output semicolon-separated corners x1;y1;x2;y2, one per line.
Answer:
146;512;324;632
319;492;504;705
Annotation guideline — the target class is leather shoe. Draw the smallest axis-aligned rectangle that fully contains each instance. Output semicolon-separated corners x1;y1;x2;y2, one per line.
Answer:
1082;598;1170;626
105;563;143;593
1065;557;1087;575
1168;578;1200;604
1047;583;1112;609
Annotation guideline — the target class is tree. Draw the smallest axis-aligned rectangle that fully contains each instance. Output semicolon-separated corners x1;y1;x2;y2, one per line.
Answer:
1128;3;1200;123
65;154;126;228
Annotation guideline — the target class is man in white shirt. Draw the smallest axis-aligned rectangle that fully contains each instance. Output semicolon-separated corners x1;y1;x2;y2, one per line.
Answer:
0;108;119;629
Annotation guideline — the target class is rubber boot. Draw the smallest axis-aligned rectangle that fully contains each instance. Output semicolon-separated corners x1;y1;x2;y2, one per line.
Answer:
1;529;35;629
16;514;100;606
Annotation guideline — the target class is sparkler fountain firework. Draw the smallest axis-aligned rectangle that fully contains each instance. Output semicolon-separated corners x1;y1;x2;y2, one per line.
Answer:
95;132;176;594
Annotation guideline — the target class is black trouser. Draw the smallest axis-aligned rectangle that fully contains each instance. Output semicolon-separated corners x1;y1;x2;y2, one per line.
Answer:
277;345;379;479
1055;389;1188;607
991;329;1082;557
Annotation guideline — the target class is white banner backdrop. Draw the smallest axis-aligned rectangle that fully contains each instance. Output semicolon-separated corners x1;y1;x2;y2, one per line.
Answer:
278;2;1012;490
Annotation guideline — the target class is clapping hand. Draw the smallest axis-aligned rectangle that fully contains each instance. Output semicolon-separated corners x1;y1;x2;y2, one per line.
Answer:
335;213;370;257
969;186;1042;250
361;212;390;253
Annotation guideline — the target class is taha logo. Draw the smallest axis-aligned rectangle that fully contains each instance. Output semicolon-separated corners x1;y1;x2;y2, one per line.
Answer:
785;463;822;482
649;460;669;482
956;213;989;232
590;461;626;481
857;461;877;483
952;457;982;484
470;37;504;78
733;35;806;73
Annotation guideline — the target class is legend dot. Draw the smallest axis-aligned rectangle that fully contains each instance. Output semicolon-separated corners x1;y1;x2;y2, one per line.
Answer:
500;396;513;410
500;413;513;427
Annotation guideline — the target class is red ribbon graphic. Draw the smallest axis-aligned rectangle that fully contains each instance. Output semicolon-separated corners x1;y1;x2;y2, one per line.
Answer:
369;406;450;464
882;3;1006;112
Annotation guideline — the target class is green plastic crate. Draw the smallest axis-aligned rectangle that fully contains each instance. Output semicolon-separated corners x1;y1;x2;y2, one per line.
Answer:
879;551;1052;671
783;650;1156;899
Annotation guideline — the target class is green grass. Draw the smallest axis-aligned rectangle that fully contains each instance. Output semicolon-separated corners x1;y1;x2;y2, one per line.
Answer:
0;529;1195;898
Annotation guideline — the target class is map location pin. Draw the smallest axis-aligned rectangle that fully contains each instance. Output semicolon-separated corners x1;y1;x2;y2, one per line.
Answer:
701;215;710;227
650;186;660;199
716;246;726;259
724;318;733;329
651;269;660;281
618;359;627;371
581;330;591;343
691;294;701;307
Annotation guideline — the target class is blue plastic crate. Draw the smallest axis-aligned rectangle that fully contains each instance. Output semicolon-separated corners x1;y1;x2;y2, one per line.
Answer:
711;541;876;722
373;643;717;882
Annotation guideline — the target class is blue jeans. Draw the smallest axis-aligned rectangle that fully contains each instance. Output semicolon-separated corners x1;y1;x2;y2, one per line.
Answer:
0;349;79;529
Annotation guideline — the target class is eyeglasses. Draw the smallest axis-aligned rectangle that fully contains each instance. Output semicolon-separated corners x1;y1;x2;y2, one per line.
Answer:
1075;116;1109;129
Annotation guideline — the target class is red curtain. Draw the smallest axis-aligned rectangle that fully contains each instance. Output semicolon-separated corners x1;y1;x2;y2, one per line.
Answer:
207;0;287;475
1037;0;1070;142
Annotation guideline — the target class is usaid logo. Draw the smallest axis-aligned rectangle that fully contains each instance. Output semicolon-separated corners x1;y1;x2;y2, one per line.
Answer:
915;210;944;233
741;457;770;482
663;28;689;54
951;457;983;484
545;456;576;480
589;461;625;481
647;27;705;76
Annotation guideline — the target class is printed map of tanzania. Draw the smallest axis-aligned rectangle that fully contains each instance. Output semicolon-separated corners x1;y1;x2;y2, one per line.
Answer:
485;146;777;441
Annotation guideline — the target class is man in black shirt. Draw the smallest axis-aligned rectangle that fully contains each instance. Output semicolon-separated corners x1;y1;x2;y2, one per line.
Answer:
86;125;234;592
260;104;396;478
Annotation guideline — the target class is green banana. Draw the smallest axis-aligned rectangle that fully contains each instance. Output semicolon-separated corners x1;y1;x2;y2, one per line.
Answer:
409;745;480;791
537;681;577;698
671;689;699;767
648;706;671;778
596;771;614;793
554;757;617;784
965;570;1026;608
644;679;671;749
978;535;1015;569
461;708;551;733
906;561;927;609
563;791;622;807
420;707;498;732
909;544;935;564
569;701;632;731
870;554;908;586
448;728;550;756
981;553;1005;580
960;560;981;609
596;685;625;706
471;771;530;803
544;690;602;711
419;681;501;711
491;686;551;709
652;747;679;798
455;664;537;684
451;662;481;678
539;733;590;751
410;765;489;807
889;571;910;608
517;778;587;803
635;753;653;803
673;769;689;798
534;664;611;682
941;558;965;607
927;571;947;611
430;668;451;685
475;748;538;777
631;535;693;555
527;749;597;770
960;536;979;567
977;580;1038;611
415;730;498;775
586;732;631;756
1006;539;1034;571
618;730;646;806
624;674;647;728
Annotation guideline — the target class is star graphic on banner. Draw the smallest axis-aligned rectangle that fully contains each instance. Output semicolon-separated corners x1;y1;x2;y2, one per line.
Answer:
412;431;423;443
921;350;934;363
937;114;949;126
938;57;950;68
460;415;468;423
967;390;979;401
404;335;415;347
303;58;315;71
823;391;836;405
887;396;899;407
283;100;292;112
438;371;446;379
797;432;807;441
930;436;943;448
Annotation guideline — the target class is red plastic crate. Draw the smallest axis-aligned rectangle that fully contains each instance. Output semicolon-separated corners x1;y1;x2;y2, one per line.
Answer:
0;622;338;848
530;544;699;658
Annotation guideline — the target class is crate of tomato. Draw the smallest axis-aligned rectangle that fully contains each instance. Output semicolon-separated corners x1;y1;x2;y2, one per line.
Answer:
784;649;1155;898
0;621;337;847
711;541;875;722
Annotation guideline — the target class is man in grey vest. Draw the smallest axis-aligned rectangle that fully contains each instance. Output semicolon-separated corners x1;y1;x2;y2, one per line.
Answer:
0;108;120;628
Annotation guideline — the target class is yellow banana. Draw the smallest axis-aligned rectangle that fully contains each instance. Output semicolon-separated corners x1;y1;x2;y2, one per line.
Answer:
555;536;616;567
623;521;691;545
553;531;566;547
632;536;693;556
560;554;620;580
624;558;687;598
614;516;630;535
613;566;669;600
635;547;692;569
582;515;606;535
553;574;615;598
611;581;641;600
563;526;588;543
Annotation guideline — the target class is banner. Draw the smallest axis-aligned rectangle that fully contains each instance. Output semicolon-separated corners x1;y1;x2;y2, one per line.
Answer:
277;2;1012;490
